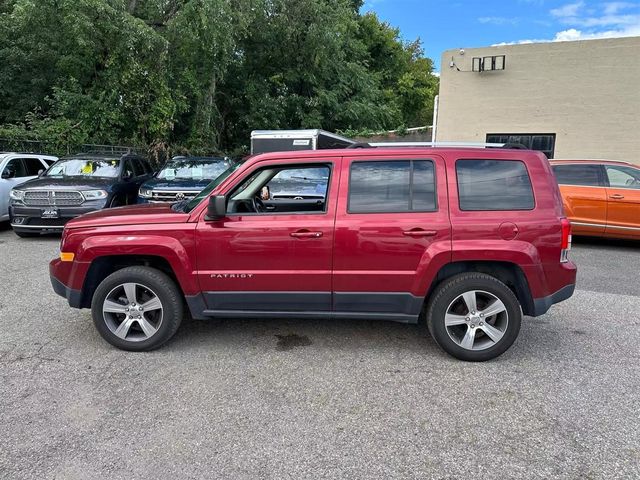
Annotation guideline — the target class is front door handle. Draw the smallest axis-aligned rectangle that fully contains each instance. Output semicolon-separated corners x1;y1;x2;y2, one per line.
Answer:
403;229;437;237
609;194;625;199
290;230;323;238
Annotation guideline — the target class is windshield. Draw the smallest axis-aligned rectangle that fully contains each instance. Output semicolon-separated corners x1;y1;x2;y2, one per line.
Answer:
181;163;241;213
157;157;231;181
46;158;120;178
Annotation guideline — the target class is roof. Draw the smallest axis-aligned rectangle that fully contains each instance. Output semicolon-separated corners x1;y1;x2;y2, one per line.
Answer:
247;146;546;162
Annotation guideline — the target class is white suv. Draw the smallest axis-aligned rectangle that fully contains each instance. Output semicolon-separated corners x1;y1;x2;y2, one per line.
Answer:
0;153;58;221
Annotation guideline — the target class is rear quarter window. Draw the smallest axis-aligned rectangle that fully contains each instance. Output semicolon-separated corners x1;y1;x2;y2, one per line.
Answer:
456;159;535;211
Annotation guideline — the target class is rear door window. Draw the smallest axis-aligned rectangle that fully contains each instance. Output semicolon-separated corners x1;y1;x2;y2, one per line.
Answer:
22;158;46;176
456;159;534;211
348;160;436;213
552;164;604;186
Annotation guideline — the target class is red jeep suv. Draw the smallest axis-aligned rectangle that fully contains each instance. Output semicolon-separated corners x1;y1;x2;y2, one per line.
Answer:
50;147;576;361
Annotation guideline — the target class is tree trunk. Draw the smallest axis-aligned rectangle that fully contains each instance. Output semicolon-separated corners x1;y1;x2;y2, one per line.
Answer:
127;0;137;14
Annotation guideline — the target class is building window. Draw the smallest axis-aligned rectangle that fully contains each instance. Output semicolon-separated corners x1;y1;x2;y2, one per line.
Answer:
486;133;556;159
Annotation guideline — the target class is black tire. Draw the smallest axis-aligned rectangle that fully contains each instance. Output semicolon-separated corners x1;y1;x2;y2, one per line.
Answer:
109;196;124;208
14;230;39;238
426;273;522;362
91;266;183;351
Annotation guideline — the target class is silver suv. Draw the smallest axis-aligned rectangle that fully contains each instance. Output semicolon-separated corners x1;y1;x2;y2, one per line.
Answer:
0;153;58;222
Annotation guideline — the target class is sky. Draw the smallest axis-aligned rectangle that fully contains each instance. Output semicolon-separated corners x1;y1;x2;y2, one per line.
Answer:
362;0;640;71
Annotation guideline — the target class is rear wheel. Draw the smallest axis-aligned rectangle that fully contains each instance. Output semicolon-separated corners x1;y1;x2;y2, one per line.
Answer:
426;273;522;361
91;266;183;351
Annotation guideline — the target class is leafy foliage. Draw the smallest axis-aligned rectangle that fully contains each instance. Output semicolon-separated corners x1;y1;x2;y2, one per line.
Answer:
0;0;438;155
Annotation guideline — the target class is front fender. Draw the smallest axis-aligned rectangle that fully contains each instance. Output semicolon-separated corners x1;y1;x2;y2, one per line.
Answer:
69;229;198;294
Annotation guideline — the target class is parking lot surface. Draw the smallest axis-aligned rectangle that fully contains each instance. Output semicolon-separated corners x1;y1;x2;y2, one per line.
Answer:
0;226;639;479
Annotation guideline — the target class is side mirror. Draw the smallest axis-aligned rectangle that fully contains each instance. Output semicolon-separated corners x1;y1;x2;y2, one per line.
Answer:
122;170;133;181
205;195;226;221
38;169;45;177
2;168;15;179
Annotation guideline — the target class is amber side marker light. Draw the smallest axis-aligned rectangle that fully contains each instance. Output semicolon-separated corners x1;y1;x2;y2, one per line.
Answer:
60;252;75;262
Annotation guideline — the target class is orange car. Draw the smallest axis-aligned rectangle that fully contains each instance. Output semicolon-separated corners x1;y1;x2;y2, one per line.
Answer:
550;160;640;240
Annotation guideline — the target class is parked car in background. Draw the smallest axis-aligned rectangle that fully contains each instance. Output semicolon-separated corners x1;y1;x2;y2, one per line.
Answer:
9;152;153;237
551;160;640;240
138;156;233;203
1;153;58;222
50;146;576;361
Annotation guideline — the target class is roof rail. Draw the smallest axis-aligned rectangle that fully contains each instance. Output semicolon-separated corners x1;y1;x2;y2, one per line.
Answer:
366;141;510;148
78;144;139;156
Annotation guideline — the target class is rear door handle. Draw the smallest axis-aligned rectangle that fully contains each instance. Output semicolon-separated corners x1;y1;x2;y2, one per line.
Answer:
609;194;625;199
403;229;437;237
290;230;323;238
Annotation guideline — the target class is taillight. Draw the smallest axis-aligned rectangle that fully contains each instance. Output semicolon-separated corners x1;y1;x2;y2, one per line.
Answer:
560;218;572;263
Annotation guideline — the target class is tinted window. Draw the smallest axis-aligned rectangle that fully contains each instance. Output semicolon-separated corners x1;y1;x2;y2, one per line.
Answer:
3;158;27;178
605;166;640;189
349;160;436;213
23;158;45;176
457;159;534;211
552;165;603;186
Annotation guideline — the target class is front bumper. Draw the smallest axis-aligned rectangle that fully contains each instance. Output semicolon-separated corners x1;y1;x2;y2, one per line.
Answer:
10;202;106;232
49;259;83;308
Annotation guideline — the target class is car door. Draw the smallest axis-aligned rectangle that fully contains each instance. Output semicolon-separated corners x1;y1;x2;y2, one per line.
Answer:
194;157;340;315
552;164;607;234
1;157;39;218
604;164;640;238
332;154;450;321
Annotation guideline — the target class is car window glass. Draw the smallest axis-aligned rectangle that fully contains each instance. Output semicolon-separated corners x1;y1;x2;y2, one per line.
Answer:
606;166;640;189
552;165;602;186
228;164;331;214
22;158;46;176
130;158;144;177
3;158;27;178
47;158;121;178
349;160;436;213
266;167;329;199
456;159;534;211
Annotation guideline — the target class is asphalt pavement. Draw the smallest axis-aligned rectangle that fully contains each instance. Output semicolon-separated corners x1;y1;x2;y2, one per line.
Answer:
0;225;639;479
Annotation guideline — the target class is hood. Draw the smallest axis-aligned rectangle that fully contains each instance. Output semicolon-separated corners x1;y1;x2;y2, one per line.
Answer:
16;176;116;191
142;177;212;190
66;203;190;229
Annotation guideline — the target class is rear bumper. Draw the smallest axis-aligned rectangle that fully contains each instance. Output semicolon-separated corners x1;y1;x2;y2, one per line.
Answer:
49;259;83;308
531;283;575;317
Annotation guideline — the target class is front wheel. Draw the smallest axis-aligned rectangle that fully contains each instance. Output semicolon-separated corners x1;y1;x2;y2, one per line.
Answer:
426;273;522;362
91;266;183;351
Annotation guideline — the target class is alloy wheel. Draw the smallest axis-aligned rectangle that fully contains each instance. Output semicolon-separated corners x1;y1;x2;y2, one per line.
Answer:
102;282;163;342
444;290;509;351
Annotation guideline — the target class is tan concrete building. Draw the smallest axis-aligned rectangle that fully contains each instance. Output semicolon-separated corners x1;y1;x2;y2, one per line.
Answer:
435;36;640;163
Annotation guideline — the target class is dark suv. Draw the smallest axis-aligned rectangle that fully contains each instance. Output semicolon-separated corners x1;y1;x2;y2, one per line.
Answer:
9;152;153;237
50;147;577;361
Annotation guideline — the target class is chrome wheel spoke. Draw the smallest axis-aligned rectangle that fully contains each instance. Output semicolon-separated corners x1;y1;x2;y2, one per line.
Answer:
114;318;134;339
103;300;128;314
462;291;478;313
480;299;506;318
123;283;137;304
445;313;468;326
460;326;476;349
480;323;504;343
141;296;162;312
137;316;158;338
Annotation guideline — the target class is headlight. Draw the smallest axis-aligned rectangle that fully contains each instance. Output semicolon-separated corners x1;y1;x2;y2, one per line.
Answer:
139;187;153;198
9;189;25;201
82;190;108;200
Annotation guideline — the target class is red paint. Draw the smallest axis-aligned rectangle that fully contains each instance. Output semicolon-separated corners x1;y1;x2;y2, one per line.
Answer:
51;147;577;313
